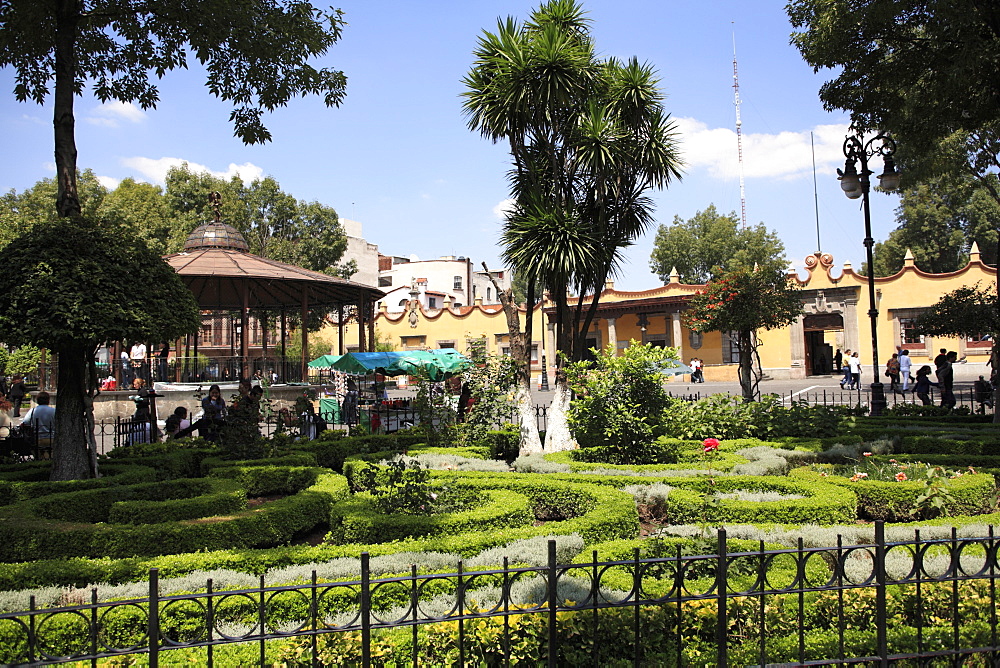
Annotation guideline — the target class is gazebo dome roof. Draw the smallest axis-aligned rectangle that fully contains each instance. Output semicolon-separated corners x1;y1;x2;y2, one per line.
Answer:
183;222;250;252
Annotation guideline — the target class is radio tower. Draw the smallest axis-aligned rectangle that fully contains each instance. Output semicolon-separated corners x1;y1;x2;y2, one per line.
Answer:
732;28;747;230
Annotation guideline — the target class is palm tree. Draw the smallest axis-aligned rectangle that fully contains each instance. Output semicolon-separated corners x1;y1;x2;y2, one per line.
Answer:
464;0;683;451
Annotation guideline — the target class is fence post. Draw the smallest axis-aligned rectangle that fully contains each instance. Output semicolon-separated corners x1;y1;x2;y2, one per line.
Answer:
547;539;558;668
361;552;371;668
148;568;159;668
716;528;728;667
875;522;887;666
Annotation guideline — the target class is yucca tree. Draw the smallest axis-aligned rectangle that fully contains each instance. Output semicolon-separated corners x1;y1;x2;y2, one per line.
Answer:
464;0;683;451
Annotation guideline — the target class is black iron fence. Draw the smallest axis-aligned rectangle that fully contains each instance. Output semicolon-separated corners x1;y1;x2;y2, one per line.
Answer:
670;387;989;412
0;523;997;666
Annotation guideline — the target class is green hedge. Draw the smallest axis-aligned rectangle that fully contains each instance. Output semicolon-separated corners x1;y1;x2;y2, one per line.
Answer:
0;463;158;502
790;469;996;522
300;433;426;471
24;478;219;523
327;487;534;544
107;479;246;525
207;465;323;497
0;473;348;562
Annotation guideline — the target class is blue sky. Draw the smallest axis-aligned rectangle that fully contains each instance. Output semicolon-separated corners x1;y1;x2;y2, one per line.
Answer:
0;1;903;291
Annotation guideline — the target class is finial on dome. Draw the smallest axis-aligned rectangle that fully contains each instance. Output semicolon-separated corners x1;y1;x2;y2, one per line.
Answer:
903;248;915;268
668;267;680;284
970;241;981;263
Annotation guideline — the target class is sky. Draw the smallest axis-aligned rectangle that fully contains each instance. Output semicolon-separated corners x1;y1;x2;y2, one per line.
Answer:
0;1;905;291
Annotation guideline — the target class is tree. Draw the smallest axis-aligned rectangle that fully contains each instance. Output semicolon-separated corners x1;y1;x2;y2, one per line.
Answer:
163;165;350;274
0;170;107;249
787;1;1000;178
649;205;787;284
463;0;683;451
98;178;174;255
0;220;200;480
684;267;802;401
872;174;1000;276
1;0;347;218
914;283;1000;422
788;1;1000;272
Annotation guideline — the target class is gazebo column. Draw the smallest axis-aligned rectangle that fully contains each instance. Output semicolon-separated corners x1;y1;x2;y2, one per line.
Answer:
240;281;250;380
301;292;309;382
358;297;367;353
337;306;345;355
671;312;684;361
368;301;376;352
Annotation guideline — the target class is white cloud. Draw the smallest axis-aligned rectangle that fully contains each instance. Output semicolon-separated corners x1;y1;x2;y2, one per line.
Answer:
85;101;147;127
96;175;120;190
674;117;850;182
120;157;264;185
21;114;45;126
492;198;515;220
42;161;56;173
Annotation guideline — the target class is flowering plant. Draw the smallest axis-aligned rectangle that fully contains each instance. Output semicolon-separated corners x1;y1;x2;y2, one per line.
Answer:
702;438;720;452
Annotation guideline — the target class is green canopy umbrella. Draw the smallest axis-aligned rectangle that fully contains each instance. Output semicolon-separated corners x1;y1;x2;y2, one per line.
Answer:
307;354;343;369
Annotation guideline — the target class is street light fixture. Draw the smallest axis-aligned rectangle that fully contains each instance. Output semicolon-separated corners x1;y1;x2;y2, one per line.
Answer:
837;131;900;415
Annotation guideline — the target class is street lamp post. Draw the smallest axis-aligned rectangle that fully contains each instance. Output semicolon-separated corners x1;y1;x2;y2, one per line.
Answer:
838;132;900;416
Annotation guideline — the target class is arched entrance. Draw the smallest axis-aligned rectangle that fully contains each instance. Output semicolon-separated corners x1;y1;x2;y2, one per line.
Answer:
803;313;844;376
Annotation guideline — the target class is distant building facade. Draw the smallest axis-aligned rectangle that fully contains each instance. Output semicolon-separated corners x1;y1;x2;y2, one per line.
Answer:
377;255;511;312
339;218;380;287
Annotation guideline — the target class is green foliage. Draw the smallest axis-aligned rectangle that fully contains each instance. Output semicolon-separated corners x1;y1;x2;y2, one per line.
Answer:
0;0;348;145
459;353;520;448
788;0;1000;180
649;204;787;284
0;219;200;351
411;375;457;447
0;170;107;249
914;282;1000;339
566;343;677;464
661;395;843;441
463;0;682;364
350;459;437;515
0;344;41;377
684;267;802;400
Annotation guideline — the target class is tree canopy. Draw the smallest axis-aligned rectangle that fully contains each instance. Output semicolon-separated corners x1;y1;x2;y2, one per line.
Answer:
0;166;353;277
914;284;1000;340
0;0;348;216
684;267;802;400
0;219;200;479
787;0;1000;173
649;205;787;284
463;0;683;450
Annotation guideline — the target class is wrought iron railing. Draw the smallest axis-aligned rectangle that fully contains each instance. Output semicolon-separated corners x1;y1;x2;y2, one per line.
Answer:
0;523;996;666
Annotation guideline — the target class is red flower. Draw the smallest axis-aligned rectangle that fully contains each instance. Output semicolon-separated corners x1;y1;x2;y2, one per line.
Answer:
895;472;907;482
703;438;720;452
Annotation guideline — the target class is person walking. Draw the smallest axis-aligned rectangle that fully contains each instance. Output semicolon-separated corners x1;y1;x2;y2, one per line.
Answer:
939;351;957;408
833;349;843;373
8;375;27;418
898;349;912;392
885;353;901;392
839;350;853;388
914;365;935;405
847;351;862;390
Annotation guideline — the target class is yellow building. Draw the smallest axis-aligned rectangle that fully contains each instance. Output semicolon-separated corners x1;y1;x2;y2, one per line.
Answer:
319;247;996;382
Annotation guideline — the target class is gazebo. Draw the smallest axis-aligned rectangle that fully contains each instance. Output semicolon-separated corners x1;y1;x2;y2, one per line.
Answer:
161;195;384;381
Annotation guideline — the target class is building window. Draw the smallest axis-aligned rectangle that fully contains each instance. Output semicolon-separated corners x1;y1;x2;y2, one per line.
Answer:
378;276;392;287
900;318;925;345
398;299;408;307
428;297;437;308
437;340;456;350
454;276;463;290
466;336;487;361
722;331;740;364
486;287;492;301
400;335;425;349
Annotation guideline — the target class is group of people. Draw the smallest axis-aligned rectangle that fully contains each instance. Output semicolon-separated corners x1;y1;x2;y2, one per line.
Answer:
0;374;54;456
119;341;172;386
688;358;705;383
838;349;863;390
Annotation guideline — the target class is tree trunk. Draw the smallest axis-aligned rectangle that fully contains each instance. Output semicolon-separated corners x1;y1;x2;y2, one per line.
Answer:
482;264;542;454
53;0;81;218
543;368;575;451
737;329;756;402
50;344;96;481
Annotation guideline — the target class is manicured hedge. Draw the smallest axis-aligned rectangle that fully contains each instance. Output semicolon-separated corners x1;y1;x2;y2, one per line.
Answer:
327;488;534;544
0;473;348;562
0;463;158;502
108;482;246;525
790;469;996;522
299;433;426;472
207;465;323;497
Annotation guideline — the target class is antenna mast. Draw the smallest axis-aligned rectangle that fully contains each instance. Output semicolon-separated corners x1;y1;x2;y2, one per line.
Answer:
732;27;747;230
